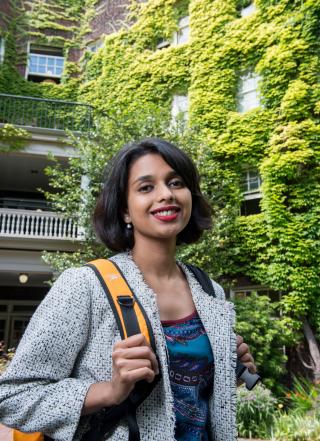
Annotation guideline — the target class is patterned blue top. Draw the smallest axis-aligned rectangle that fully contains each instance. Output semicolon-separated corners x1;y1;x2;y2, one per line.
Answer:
162;311;214;441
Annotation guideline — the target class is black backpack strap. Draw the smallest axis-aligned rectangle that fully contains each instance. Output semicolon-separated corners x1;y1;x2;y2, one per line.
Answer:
184;263;216;298
185;263;262;391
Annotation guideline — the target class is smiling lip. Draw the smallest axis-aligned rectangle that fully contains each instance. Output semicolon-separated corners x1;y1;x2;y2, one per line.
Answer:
151;205;181;221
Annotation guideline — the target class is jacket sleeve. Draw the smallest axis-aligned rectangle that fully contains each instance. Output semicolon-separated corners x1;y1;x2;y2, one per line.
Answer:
0;267;96;441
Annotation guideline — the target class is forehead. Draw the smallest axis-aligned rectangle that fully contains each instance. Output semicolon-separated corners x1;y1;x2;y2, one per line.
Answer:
128;153;175;181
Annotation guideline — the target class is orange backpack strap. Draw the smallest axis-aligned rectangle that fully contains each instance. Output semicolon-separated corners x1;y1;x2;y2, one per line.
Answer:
86;259;155;351
13;429;44;441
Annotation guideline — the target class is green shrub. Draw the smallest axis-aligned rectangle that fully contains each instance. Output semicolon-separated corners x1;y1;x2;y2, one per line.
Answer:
234;292;288;390
283;376;320;415
237;383;277;439
273;412;320;441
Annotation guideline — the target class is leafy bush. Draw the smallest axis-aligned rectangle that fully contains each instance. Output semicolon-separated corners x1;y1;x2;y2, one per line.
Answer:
237;383;277;439
234;292;289;390
273;412;320;441
284;376;320;415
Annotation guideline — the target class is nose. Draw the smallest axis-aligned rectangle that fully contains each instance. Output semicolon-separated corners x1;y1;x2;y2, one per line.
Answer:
157;183;174;202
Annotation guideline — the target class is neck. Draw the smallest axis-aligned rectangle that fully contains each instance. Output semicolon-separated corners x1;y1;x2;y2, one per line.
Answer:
130;238;177;278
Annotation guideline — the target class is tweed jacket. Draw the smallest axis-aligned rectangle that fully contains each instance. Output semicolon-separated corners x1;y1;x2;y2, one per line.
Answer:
0;252;237;441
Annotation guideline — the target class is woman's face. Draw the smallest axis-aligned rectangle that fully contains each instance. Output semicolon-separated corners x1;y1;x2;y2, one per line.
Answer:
125;153;192;245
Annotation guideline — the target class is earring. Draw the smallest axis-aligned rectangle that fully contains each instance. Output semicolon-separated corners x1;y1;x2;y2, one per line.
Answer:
126;223;132;229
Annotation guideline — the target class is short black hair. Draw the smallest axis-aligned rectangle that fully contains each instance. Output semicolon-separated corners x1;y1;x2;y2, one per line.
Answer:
93;137;212;251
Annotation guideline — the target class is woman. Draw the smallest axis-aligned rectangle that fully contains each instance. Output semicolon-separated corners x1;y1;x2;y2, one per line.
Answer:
0;138;255;441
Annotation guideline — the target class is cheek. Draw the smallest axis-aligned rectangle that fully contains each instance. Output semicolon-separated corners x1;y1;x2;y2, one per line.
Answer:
183;192;193;220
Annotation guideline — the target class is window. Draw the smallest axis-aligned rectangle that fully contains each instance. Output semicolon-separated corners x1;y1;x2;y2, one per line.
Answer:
241;169;262;194
171;94;189;122
0;301;40;347
231;287;280;303
240;169;262;215
157;39;170;50
87;38;104;53
27;45;64;82
172;16;189;45
0;37;5;63
238;72;261;113
241;3;257;18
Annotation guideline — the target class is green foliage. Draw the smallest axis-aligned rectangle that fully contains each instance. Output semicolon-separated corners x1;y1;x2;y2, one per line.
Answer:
0;124;30;152
41;0;320;360
234;293;289;389
274;412;320;441
0;0;90;100
283;376;320;415
237;383;278;438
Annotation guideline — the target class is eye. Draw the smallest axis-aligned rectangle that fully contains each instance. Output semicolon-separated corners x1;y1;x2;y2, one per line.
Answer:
168;178;184;188
138;184;153;193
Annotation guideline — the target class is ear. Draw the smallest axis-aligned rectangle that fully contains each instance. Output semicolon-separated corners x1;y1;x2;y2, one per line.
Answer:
123;211;131;224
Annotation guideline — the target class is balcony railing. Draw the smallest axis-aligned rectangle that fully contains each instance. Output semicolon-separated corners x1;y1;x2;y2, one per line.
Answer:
0;208;82;241
0;93;94;132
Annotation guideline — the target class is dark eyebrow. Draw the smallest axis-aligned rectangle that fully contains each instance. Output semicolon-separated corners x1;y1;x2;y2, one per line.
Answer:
132;170;179;185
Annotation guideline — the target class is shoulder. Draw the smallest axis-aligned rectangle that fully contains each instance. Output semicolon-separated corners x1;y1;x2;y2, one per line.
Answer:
210;279;226;301
37;265;103;315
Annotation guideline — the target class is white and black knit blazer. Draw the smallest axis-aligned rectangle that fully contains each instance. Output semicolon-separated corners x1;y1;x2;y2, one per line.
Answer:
0;252;237;441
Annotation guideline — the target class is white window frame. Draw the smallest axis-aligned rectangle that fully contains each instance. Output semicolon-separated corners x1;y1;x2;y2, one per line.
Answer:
87;38;104;53
241;169;262;199
172;16;189;46
157;39;170;50
171;94;189;122
28;53;64;78
26;42;64;79
241;2;257;18
238;72;261;113
0;37;5;63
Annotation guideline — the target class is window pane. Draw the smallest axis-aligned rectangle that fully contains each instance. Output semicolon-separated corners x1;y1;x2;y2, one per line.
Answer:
238;73;260;112
172;95;189;119
248;176;259;191
240;198;261;215
29;54;37;64
11;318;30;348
177;26;189;44
0;319;6;341
241;3;257;18
242;169;261;193
174;16;189;45
56;58;64;67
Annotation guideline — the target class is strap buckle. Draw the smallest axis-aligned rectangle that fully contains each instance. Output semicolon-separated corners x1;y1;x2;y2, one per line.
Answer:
117;295;135;307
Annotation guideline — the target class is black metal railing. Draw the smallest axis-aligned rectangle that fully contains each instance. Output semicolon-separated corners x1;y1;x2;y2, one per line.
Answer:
0;93;95;132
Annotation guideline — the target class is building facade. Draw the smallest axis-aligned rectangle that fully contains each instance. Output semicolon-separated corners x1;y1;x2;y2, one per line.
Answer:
0;0;119;346
1;0;319;352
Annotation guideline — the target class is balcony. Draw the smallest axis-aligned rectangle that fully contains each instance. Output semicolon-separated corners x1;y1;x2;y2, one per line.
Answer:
0;208;82;242
0;93;94;132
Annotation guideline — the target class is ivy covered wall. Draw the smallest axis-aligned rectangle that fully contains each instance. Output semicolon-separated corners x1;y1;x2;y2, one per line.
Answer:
79;0;320;345
0;0;98;100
